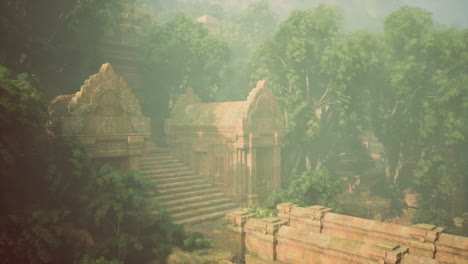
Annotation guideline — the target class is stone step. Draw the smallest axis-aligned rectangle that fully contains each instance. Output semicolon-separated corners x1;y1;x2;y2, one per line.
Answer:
157;178;208;190
144;170;196;180
140;157;184;166
153;174;202;185
174;208;239;225
140;162;186;171
140;166;192;176
166;197;233;214
147;147;169;154
140;155;178;163
170;202;238;221
139;151;238;225
157;183;213;196
160;192;225;207
156;187;220;202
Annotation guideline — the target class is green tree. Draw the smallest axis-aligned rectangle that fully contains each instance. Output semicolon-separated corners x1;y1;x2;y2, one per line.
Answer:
0;66;192;263
139;14;230;143
138;0;225;23
249;5;373;178
411;27;468;225
215;0;279;101
366;6;436;185
0;0;124;96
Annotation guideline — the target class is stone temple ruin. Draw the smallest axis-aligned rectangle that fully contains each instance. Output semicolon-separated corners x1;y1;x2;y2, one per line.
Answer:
165;80;286;206
49;63;151;171
49;63;468;262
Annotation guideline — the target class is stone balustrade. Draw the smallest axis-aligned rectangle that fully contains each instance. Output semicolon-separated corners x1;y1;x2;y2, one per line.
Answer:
226;205;468;264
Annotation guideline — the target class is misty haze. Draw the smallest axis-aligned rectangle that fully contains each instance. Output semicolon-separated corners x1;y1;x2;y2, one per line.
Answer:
1;0;467;264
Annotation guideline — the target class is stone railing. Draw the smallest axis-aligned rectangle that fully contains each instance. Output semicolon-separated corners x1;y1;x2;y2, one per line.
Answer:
226;204;468;264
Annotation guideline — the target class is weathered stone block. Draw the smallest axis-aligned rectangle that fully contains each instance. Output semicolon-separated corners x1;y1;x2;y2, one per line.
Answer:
435;233;468;264
289;205;331;233
226;210;256;233
277;203;297;225
244;217;287;261
369;242;408;264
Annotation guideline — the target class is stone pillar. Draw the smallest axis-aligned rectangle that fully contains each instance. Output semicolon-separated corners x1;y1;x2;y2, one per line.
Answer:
247;137;259;205
244;217;287;262
226;210;257;233
273;146;281;190
277;203;297;225
369;242;408;264
408;223;444;258
226;210;257;262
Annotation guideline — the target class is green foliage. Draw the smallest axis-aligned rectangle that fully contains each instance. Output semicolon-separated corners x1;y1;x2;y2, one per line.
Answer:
370;177;403;216
138;0;225;23
0;209;67;264
249;5;376;177
181;232;214;251
263;168;343;209
0;0;125;95
82;165;186;263
138;13;230;142
246;168;343;218
244;206;278;219
0;66;190;263
80;256;122;264
214;1;279;101
0;66;46;168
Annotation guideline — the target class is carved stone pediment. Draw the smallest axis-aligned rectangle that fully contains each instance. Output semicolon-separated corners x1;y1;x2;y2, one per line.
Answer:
55;63;150;135
49;63;150;158
242;80;286;131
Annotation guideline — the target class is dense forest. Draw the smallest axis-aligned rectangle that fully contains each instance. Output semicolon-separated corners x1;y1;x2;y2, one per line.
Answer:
1;0;467;263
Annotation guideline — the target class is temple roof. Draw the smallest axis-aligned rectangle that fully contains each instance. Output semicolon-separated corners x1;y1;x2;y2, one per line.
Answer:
168;80;285;131
174;101;246;127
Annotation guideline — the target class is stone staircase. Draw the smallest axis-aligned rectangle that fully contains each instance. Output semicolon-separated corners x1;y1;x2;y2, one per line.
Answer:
140;148;239;225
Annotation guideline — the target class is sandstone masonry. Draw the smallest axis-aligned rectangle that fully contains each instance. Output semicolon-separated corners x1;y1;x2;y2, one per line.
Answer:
227;204;468;264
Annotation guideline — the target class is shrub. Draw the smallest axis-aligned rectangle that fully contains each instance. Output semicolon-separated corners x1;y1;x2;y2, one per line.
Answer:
181;232;214;251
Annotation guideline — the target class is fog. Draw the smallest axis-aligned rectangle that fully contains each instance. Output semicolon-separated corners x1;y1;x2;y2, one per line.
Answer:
149;0;468;30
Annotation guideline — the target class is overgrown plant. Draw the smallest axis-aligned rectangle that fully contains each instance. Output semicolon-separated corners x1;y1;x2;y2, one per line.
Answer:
247;168;343;218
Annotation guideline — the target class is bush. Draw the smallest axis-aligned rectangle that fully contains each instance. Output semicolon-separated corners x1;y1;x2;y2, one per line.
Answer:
80;256;122;264
181;232;214;251
244;206;278;218
83;165;185;263
245;168;343;217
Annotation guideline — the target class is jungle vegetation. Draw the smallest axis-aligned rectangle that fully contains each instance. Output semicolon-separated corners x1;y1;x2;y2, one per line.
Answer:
0;0;467;263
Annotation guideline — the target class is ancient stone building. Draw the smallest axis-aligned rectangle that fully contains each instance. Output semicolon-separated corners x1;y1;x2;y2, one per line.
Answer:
97;1;157;95
195;15;220;31
49;63;151;171
227;204;468;264
165;80;286;205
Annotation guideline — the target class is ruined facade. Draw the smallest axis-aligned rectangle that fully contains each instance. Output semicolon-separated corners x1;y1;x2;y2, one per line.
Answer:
165;81;286;205
227;204;468;264
49;63;151;171
195;15;220;31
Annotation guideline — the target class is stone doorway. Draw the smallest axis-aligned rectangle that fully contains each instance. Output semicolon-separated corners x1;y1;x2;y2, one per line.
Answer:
256;148;273;200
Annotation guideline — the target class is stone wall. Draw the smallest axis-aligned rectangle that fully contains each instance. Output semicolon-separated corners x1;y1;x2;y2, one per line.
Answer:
49;63;151;171
226;204;468;264
165;81;285;206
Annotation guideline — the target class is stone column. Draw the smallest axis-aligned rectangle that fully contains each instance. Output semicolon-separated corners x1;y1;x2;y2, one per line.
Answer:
247;140;259;205
272;146;281;190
